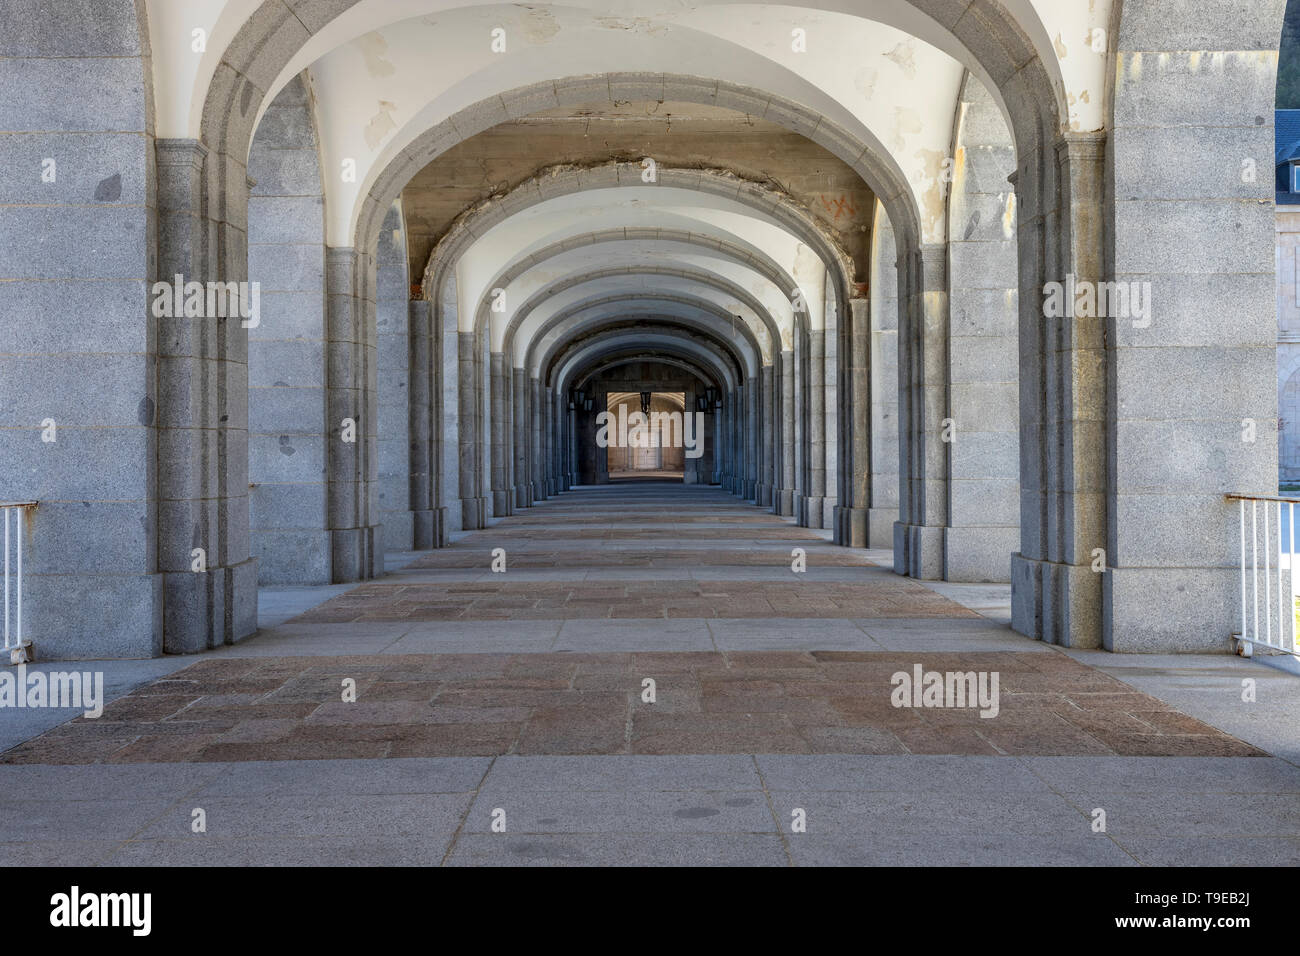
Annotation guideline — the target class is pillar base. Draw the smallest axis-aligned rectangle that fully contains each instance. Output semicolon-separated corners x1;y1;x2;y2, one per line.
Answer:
756;483;772;507
377;510;415;554
834;506;868;548
868;508;897;550
162;557;259;654
330;525;381;583
803;496;826;529
413;507;450;549
515;484;531;509
893;522;944;580
943;526;1017;583
1104;566;1238;653
775;489;795;517
531;480;547;501
252;530;331;586
460;496;487;530
1012;553;1103;649
492;489;513;517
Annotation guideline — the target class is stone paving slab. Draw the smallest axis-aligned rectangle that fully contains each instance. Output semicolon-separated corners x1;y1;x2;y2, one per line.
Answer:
443;833;790;866
3;486;1294;867
784;833;1138;867
2;754;1298;866
292;578;976;623
1;649;1263;763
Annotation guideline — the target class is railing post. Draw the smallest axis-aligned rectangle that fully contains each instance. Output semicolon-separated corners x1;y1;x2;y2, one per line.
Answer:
1265;502;1273;649
1291;501;1297;653
3;506;9;651
1227;493;1300;659
1251;499;1258;652
1239;499;1246;650
1;502;36;663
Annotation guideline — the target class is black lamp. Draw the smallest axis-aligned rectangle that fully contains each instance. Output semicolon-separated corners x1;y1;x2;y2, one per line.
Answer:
639;391;652;416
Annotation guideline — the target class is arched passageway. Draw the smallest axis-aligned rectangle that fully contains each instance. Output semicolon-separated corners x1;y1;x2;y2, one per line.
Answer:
0;0;1284;660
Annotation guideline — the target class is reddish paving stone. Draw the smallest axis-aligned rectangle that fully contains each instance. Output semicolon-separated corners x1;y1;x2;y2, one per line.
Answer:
290;578;979;623
3;646;1260;764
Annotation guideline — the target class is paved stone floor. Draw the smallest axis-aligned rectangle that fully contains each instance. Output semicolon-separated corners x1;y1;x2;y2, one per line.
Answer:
2;484;1299;866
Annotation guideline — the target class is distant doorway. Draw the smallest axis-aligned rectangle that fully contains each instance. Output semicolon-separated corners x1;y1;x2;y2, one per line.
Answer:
606;391;686;481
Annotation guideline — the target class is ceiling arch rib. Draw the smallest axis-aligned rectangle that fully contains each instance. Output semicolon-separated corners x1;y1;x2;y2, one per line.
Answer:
472;231;814;348
355;67;921;253
555;331;739;398
582;359;715;401
530;306;761;383
505;265;784;358
484;234;804;332
499;253;789;361
454;188;832;339
513;274;777;370
422;165;855;303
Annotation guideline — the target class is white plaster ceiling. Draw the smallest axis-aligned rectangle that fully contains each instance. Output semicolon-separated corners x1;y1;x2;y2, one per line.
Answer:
146;0;1109;247
143;0;1107;383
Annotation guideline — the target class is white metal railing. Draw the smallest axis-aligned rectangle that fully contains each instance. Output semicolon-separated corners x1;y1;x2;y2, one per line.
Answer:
1228;493;1299;658
1;502;36;663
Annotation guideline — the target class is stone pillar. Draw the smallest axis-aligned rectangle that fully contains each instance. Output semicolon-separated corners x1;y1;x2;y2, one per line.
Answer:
806;330;827;528
531;377;547;501
725;387;738;492
596;392;609;483
409;299;437;548
1102;9;1282;651
1010;132;1109;648
746;375;759;500
324;248;380;583
869;213;901;548
568;404;579;487
246;77;330;585
682;388;698;484
0;5;166;658
545;386;557;494
822;294;839;531
550;387;566;493
712;401;723;484
154;139;259;653
489;353;511;516
894;245;949;579
943;75;1020;583
836;298;871;547
375;204;414;553
776;350;796;516
512;368;530;507
457;331;482;529
757;365;774;506
435;278;460;539
792;338;804;521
